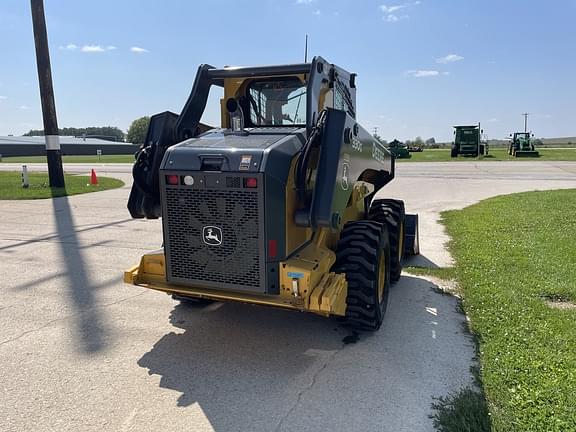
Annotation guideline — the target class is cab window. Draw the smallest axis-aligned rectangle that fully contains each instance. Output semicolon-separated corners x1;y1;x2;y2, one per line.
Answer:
248;78;306;126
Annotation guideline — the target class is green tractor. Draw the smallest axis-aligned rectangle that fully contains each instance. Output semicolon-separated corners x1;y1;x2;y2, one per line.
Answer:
508;132;539;157
387;139;411;159
450;124;488;157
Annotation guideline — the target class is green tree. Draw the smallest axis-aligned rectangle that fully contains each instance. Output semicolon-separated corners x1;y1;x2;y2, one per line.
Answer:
126;116;150;144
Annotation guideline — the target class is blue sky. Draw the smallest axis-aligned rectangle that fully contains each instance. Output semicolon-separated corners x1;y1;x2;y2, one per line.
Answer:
1;0;575;141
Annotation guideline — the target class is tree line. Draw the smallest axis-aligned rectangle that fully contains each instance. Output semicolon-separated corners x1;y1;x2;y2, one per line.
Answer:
373;134;438;147
22;116;152;144
24;126;126;142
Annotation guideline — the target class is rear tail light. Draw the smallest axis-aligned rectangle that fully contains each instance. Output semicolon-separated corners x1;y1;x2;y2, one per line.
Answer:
268;239;277;258
166;175;179;185
244;177;258;188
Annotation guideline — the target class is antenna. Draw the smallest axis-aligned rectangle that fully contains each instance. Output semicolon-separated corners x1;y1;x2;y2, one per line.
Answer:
304;34;308;62
373;126;379;137
522;113;529;132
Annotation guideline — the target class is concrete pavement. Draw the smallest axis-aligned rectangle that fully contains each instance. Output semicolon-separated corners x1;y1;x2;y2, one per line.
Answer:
1;161;575;431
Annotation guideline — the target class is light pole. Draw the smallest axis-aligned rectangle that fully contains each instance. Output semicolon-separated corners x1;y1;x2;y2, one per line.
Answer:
522;113;529;133
30;0;65;187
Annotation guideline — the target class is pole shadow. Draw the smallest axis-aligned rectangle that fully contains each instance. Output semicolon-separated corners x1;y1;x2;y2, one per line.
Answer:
51;191;107;353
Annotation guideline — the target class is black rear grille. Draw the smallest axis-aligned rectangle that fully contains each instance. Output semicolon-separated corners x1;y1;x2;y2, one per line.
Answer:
226;176;241;188
163;183;264;291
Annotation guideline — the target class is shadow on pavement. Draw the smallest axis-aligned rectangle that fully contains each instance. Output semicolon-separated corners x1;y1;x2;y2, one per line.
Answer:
137;275;476;432
0;218;134;252
403;253;441;269
52;196;107;353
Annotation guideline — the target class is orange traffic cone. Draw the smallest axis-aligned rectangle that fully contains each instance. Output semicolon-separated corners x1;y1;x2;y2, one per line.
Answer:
90;169;98;185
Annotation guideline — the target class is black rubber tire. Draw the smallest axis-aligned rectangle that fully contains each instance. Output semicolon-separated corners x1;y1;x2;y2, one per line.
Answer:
332;220;391;330
450;146;458;158
172;294;214;307
368;199;405;282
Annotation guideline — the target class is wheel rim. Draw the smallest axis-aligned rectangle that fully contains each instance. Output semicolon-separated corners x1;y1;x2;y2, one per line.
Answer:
398;221;404;262
378;251;386;302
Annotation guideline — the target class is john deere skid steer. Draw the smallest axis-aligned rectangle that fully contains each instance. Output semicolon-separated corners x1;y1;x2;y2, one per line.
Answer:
125;57;419;330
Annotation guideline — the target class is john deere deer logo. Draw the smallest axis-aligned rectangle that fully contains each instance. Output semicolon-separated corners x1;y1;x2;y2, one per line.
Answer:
340;160;350;191
202;226;223;246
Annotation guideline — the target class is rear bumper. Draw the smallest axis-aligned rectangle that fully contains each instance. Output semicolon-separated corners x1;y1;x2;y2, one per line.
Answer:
124;246;347;317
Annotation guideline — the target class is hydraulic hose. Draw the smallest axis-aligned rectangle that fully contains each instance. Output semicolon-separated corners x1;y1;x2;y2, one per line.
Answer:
295;109;327;204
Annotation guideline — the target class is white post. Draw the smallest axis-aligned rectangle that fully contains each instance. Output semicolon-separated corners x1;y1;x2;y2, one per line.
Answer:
22;165;30;188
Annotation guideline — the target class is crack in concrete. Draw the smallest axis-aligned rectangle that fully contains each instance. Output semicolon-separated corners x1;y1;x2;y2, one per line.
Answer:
274;346;343;432
549;162;576;176
0;290;148;348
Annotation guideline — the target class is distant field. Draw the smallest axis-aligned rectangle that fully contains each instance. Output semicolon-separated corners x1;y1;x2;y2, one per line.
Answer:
397;148;576;162
2;149;576;165
0;154;134;164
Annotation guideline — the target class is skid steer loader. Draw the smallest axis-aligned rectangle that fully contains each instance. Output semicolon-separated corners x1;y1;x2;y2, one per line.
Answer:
125;57;419;330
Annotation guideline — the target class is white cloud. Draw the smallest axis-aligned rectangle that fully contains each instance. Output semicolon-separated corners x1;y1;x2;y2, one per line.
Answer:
81;45;105;53
59;43;78;51
406;70;442;78
487;118;498;122
380;2;420;21
19;105;31;110
436;54;464;64
380;4;407;13
61;44;115;52
130;46;149;54
0;95;7;100
296;0;316;3
313;9;321;15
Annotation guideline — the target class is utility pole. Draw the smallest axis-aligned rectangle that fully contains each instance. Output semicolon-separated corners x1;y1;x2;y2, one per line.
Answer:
30;0;65;187
304;34;308;63
522;113;529;133
373;126;379;137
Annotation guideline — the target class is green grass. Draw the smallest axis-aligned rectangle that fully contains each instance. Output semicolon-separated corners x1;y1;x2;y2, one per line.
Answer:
442;189;576;431
0;171;124;199
0;154;134;164
430;388;491;432
404;266;457;281
397;148;576;162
